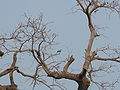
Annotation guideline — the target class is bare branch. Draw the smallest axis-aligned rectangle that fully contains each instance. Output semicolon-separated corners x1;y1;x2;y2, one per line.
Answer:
94;56;120;63
0;67;18;77
16;68;34;78
9;52;18;85
16;68;52;90
63;55;75;72
76;0;86;12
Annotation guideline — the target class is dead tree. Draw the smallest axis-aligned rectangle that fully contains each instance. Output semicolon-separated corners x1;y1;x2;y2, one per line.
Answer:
0;1;120;90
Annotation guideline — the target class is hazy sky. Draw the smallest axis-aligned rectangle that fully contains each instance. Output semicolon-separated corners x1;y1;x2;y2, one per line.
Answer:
0;0;120;90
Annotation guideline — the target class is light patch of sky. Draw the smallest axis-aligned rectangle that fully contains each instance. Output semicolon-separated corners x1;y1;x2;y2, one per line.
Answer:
0;0;120;90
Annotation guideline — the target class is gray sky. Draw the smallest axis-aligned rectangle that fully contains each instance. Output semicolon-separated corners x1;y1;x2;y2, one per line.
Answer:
0;0;120;90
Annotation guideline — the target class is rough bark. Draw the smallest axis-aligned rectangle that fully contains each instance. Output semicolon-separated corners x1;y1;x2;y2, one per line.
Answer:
0;85;18;90
77;77;90;90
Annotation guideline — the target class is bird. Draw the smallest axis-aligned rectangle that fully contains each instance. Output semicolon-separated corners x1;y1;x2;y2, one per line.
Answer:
0;51;4;57
57;49;62;53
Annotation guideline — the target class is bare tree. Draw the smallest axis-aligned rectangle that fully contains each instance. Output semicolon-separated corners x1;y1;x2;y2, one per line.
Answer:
0;0;120;90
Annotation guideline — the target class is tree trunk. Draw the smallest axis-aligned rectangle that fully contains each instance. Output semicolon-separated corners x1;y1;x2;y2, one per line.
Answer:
77;77;90;90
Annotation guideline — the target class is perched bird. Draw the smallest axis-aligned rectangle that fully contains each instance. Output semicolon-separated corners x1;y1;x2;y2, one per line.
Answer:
57;49;62;53
0;51;4;57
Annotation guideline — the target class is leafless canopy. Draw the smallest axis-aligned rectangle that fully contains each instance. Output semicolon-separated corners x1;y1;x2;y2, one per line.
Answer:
76;0;120;90
0;0;120;90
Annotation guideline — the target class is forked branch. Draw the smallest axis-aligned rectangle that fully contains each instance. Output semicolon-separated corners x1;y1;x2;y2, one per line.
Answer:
63;55;75;72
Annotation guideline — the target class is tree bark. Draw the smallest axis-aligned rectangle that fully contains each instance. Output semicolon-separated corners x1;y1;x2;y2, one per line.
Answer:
77;76;90;90
0;85;18;90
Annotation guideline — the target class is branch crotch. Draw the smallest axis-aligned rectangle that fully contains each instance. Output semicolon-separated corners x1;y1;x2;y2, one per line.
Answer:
77;76;90;90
